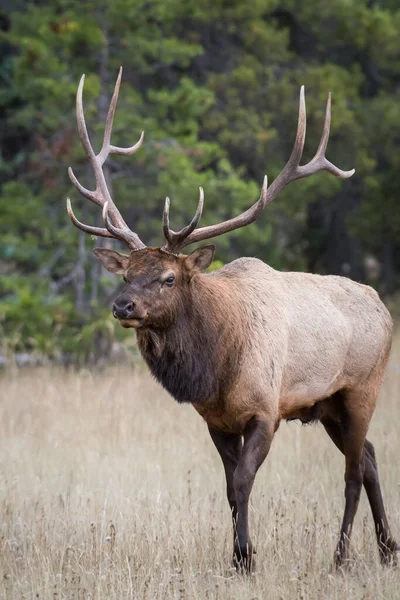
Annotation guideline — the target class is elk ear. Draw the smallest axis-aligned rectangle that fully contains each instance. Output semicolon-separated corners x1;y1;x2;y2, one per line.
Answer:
93;248;130;275
184;245;215;274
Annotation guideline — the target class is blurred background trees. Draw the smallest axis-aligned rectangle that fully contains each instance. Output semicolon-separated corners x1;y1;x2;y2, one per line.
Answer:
1;0;400;362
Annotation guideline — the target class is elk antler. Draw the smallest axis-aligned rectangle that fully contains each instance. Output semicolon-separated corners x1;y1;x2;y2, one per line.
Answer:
67;67;146;251
162;187;204;253
162;86;355;254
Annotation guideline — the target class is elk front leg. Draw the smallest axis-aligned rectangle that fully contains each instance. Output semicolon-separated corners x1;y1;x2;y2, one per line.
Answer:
232;416;274;573
208;427;243;547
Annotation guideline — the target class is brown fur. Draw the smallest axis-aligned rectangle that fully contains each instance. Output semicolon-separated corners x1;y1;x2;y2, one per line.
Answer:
93;247;398;572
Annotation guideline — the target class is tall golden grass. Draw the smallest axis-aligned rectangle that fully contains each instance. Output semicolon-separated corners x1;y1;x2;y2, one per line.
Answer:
0;339;399;599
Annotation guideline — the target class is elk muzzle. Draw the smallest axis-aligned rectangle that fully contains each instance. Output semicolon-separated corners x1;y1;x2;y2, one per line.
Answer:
112;295;146;328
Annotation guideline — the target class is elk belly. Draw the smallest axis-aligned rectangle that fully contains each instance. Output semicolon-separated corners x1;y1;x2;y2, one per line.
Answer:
280;370;345;419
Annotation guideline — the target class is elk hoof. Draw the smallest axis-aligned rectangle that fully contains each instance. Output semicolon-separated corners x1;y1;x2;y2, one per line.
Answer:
379;539;399;566
232;545;255;575
333;545;350;571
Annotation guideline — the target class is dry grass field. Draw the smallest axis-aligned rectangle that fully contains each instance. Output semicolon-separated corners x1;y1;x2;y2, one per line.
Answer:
1;340;399;599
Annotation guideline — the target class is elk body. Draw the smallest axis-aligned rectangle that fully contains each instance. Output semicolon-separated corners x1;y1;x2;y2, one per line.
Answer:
67;68;399;572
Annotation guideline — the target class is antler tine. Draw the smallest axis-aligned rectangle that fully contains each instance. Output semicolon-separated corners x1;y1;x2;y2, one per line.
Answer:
110;130;145;158
102;202;146;250
68;166;100;205
286;85;307;169
99;67;123;160
265;88;355;199
66;197;114;238
76;74;95;160
162;196;172;242
300;92;355;179
163;87;354;252
98;66;145;165
316;92;331;157
67;68;146;251
162;188;204;253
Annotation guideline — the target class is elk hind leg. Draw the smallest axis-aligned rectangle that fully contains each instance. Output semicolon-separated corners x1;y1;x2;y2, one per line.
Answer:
321;393;398;565
363;439;398;564
320;391;367;567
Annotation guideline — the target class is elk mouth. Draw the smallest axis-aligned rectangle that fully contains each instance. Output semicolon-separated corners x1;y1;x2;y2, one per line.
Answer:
112;303;147;328
118;317;146;329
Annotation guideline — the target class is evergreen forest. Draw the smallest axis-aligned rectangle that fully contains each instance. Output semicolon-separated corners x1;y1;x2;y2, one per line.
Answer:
1;0;400;362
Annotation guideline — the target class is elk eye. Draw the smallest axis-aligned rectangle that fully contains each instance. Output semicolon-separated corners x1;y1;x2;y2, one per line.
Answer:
164;274;175;286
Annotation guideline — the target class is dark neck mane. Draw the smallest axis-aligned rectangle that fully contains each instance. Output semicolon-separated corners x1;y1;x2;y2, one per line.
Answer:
136;275;244;404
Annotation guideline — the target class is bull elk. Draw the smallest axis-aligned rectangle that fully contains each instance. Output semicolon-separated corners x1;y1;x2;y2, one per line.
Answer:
66;68;398;572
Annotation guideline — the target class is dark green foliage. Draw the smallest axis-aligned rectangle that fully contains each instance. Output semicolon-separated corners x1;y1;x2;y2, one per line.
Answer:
1;0;400;360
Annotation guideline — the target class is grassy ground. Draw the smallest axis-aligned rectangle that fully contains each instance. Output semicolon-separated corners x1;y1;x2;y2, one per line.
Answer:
0;340;399;599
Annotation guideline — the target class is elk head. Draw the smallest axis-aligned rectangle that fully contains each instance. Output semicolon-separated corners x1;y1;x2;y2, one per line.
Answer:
67;67;354;329
93;245;215;329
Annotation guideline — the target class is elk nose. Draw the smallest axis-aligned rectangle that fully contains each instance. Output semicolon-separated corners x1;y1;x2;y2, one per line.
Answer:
112;298;135;320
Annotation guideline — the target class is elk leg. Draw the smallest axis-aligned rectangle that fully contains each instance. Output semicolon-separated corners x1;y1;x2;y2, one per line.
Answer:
321;417;398;565
362;440;398;563
320;402;366;567
208;427;242;546
232;416;274;573
336;433;365;566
